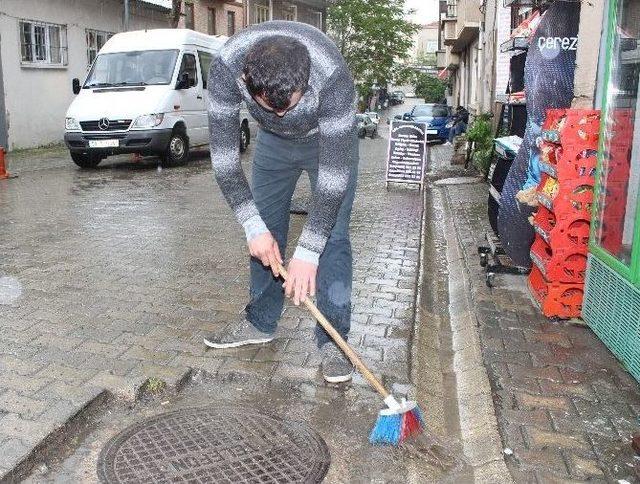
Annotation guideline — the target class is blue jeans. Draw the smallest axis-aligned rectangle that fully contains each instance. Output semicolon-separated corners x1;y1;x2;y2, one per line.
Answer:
448;121;467;143
246;129;358;347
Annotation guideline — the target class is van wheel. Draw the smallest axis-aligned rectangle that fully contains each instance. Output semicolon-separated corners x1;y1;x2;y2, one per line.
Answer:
162;129;189;166
71;152;102;169
240;123;250;153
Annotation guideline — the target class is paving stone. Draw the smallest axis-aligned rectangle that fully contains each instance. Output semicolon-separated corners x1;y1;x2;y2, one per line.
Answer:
0;392;48;419
439;162;640;482
566;454;605;479
524;426;590;452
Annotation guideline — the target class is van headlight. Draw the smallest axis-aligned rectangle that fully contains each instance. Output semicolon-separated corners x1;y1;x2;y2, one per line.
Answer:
133;113;164;129
445;121;454;128
65;117;81;131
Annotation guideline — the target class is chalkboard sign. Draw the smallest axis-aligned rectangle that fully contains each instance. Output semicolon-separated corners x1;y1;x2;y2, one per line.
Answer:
386;120;428;188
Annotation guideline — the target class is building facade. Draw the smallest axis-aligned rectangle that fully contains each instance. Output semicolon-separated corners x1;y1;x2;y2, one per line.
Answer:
436;0;482;112
176;1;244;36
410;21;439;66
0;0;170;150
245;0;327;30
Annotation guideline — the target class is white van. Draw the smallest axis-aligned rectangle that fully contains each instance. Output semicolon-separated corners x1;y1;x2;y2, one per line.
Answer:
64;29;251;168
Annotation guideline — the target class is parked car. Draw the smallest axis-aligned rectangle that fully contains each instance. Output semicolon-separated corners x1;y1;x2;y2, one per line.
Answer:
64;29;251;168
389;91;405;106
394;103;452;142
357;114;378;138
365;111;381;125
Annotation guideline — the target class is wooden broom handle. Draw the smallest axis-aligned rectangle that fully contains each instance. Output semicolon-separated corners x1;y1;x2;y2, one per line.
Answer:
276;263;389;399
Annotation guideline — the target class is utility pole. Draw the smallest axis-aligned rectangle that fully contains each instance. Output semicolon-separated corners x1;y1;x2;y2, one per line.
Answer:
124;0;130;31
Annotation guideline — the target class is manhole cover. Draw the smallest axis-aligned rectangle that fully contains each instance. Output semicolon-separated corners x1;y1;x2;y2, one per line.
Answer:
97;407;330;484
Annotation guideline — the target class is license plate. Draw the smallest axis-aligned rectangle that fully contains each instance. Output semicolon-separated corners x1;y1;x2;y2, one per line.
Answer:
88;139;119;148
427;129;438;135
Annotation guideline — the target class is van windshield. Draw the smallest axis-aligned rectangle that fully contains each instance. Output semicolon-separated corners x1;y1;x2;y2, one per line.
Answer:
84;49;179;88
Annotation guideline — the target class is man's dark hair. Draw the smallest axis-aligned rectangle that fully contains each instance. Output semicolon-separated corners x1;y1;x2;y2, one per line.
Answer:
243;36;310;110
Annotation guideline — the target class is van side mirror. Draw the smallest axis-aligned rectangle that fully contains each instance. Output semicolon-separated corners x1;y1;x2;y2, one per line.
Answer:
72;78;81;95
176;72;190;90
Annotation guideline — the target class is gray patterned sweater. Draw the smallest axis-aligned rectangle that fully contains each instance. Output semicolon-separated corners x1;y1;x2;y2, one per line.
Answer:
207;21;357;265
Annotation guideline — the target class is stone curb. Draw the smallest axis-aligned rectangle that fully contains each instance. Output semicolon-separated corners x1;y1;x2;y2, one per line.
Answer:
441;186;513;483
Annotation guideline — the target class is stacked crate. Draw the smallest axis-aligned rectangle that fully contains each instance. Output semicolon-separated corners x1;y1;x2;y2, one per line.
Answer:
528;109;600;318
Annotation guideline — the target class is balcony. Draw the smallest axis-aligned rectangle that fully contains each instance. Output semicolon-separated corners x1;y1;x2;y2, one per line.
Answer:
440;0;482;53
443;20;458;46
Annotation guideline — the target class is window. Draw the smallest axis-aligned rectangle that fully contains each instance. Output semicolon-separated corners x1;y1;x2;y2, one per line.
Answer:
208;8;216;35
255;4;270;24
283;3;297;21
446;0;457;18
20;20;67;66
227;11;236;36
178;53;198;88
593;0;640;267
311;11;323;30
86;29;113;66
426;40;438;53
84;50;179;87
198;50;213;88
185;2;195;30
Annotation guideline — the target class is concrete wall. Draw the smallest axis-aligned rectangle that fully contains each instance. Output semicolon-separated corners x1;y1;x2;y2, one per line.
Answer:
572;0;607;108
178;0;244;35
0;0;169;150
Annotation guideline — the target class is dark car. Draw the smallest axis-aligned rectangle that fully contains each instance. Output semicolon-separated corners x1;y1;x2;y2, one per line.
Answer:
389;91;405;106
356;114;378;138
395;103;452;142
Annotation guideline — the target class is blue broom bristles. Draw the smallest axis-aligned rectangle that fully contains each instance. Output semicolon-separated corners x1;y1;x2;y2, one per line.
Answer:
369;413;402;445
369;405;425;446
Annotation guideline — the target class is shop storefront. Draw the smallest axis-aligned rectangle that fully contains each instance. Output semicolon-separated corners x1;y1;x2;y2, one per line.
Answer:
584;0;640;380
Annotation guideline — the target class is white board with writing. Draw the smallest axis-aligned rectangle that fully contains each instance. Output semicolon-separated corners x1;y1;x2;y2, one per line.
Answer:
386;121;428;187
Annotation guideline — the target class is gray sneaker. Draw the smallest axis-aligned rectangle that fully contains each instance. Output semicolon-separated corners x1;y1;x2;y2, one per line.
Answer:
321;343;354;383
204;320;274;349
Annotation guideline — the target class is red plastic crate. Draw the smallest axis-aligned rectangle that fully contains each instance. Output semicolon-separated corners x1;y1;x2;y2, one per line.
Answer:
536;173;594;218
532;205;590;248
528;265;583;319
530;236;588;284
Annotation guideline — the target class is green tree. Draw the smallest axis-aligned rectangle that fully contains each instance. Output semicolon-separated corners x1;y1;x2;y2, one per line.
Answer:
328;0;419;97
414;73;446;103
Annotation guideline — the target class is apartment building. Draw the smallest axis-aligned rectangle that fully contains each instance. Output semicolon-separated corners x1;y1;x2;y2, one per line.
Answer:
177;1;244;36
176;0;330;35
436;0;482;113
245;1;327;30
0;0;170;150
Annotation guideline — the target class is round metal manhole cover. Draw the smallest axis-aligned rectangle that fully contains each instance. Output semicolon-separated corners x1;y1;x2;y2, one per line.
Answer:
97;406;330;483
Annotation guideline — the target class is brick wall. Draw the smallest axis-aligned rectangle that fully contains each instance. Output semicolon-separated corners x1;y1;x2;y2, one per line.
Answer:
179;0;244;36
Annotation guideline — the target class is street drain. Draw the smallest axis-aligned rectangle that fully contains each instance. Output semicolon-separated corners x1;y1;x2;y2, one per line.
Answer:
97;406;330;484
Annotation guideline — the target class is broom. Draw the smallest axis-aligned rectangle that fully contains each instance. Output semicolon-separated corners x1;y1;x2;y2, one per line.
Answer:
277;262;425;446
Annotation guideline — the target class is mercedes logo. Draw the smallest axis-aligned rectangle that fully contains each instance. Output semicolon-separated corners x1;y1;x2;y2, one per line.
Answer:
98;117;110;130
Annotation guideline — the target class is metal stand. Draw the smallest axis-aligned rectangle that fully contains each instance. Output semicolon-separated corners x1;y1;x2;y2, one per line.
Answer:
478;232;530;287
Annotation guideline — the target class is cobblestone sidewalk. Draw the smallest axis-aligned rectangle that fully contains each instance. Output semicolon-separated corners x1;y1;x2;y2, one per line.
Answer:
0;120;422;478
433;143;640;483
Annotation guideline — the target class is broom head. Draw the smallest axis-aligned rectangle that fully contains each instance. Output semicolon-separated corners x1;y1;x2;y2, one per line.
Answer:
369;396;424;446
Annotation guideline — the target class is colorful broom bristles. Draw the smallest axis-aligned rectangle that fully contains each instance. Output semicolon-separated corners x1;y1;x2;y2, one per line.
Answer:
369;397;425;446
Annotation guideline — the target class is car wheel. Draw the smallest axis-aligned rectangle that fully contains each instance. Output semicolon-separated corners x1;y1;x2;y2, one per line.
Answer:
239;123;250;153
71;152;102;169
161;129;189;166
358;129;366;139
370;129;377;139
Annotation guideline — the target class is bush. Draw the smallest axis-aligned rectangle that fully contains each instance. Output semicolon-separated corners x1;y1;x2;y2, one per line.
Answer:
414;74;447;104
466;113;494;176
